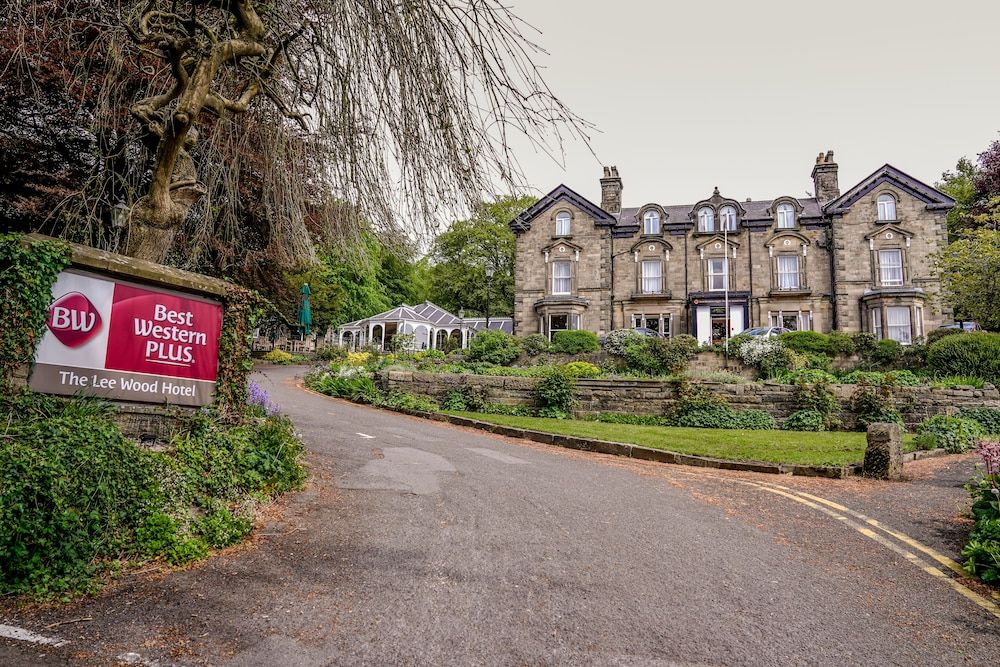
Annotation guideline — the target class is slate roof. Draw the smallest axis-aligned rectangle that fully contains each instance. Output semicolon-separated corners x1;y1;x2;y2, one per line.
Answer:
463;318;514;334
337;301;512;334
617;197;824;227
823;164;955;214
412;301;462;326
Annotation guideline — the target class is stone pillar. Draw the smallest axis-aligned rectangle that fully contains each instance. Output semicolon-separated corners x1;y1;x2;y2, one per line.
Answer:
863;422;903;480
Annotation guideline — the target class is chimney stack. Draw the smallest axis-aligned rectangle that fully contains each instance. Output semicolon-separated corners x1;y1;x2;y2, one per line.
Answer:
600;165;622;214
811;150;840;202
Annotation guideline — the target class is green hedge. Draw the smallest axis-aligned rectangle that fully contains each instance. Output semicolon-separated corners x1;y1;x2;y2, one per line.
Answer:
467;330;521;365
914;415;985;453
550;330;600;354
959;408;1000;435
927;333;1000;383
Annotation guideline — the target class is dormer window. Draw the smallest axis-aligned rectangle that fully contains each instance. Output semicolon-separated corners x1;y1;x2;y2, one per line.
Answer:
643;210;661;235
776;203;795;229
555;211;571;236
720;206;738;231
698;207;714;232
877;194;897;221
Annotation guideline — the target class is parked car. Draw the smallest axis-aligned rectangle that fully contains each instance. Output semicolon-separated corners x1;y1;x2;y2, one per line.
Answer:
937;321;982;332
740;326;792;339
632;327;663;338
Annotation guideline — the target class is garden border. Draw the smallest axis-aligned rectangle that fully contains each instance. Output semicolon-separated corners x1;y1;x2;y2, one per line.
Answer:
299;379;956;479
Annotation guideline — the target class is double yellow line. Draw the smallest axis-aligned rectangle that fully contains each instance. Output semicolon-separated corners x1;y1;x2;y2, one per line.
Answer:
691;472;1000;620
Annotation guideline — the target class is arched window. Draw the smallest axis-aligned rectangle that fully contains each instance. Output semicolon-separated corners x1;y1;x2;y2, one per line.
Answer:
877;194;897;221
643;210;661;235
720;206;738;231
555;211;571;236
776;203;795;229
698;207;714;232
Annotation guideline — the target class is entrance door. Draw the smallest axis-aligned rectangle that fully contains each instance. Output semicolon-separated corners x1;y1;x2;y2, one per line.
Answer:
695;307;712;346
710;307;727;345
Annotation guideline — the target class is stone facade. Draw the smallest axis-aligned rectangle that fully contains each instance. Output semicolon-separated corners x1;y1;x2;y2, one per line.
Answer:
378;370;1000;431
510;152;954;345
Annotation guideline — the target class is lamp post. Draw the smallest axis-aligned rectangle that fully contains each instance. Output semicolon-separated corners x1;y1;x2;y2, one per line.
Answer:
485;263;495;329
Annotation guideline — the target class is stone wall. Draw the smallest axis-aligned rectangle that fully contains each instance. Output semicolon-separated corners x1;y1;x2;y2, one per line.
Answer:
378;370;999;430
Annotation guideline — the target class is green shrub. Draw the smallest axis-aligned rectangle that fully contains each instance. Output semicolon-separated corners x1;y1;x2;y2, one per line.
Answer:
838;370;921;387
197;503;253;549
668;380;774;430
734;410;778;430
374;390;440;413
262;349;294;364
738;337;800;378
520;334;551;356
775;368;838;385
914;415;985;453
306;372;378;403
793;380;841;430
388;333;415;353
441;386;490;412
784;409;826;432
867;339;903;368
925;327;965;345
621;335;698;376
551;330;600;354
959;408;1000;435
849;382;903;431
725;333;753;357
828;331;856;357
851;332;879;359
467;330;521;366
803;353;832;371
780;331;832;355
927;332;1000;384
963;454;1000;582
561;361;601;378
534;368;577;412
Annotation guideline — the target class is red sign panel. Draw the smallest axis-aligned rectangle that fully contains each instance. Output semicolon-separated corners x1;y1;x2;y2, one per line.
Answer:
105;284;222;381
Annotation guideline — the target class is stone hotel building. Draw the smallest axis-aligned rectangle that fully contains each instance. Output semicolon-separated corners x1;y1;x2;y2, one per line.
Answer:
510;152;954;346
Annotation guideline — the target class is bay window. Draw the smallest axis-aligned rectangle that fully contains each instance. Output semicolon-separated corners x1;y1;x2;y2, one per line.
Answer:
887;307;912;344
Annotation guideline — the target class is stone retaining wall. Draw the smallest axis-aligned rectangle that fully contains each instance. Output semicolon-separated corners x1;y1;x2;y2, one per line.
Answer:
377;370;999;430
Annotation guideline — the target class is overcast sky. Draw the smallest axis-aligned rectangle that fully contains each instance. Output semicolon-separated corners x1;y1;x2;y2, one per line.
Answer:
504;0;1000;207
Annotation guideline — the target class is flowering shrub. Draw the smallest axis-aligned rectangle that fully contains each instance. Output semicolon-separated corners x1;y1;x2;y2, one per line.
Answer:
262;349;294;364
346;351;372;366
963;439;1000;583
247;380;279;416
737;337;799;378
602;329;644;356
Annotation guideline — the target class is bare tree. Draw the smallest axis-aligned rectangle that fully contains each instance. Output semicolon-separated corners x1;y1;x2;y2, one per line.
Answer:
14;0;589;263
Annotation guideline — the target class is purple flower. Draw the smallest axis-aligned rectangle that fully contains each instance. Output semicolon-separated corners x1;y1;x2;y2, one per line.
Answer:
977;439;1000;477
247;379;279;416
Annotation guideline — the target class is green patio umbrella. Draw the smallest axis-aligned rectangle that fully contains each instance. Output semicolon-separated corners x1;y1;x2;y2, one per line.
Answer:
297;283;312;336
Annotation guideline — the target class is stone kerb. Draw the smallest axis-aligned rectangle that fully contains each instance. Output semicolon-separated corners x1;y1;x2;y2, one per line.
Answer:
378;371;1000;429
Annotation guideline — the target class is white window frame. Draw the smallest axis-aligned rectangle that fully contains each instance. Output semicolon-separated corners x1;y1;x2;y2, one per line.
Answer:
641;259;663;294
643;211;661;235
552;260;572;295
720;206;738;231
887;306;912;345
877;194;897;221
871;308;883;339
707;257;728;291
776;203;795;229
776;255;800;290
555;211;571;236
879;249;904;286
698;207;714;233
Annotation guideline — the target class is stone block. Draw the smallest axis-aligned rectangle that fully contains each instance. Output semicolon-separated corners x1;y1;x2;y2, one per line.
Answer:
863;422;903;480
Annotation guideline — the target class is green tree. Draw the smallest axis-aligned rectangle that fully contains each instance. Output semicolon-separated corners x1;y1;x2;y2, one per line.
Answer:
935;227;1000;330
427;195;535;317
938;157;979;239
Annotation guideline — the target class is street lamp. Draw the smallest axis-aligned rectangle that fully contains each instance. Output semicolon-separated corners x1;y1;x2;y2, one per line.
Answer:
484;264;495;329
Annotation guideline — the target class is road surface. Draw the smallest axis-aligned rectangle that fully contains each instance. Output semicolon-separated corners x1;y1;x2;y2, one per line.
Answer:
3;365;998;666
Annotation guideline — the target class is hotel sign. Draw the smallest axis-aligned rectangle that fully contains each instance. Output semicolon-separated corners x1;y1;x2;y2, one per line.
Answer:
30;269;223;406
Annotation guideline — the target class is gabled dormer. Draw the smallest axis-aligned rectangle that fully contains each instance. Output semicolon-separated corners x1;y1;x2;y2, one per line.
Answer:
824;164;955;217
510;184;616;234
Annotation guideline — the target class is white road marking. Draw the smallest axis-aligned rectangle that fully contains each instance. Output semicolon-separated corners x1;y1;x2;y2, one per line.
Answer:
0;623;68;647
466;448;529;464
356;432;375;439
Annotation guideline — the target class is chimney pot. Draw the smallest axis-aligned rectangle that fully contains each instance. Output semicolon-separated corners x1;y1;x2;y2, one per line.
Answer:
600;165;623;214
811;150;840;202
826;150;835;163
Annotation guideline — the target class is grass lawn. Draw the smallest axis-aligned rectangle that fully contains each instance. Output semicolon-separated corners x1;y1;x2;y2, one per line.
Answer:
450;412;917;467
